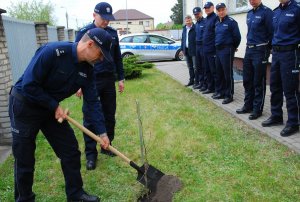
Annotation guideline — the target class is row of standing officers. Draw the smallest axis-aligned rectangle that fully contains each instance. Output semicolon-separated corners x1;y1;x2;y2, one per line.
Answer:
181;0;300;137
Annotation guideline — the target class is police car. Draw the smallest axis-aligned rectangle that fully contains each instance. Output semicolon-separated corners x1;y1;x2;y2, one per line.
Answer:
119;33;184;61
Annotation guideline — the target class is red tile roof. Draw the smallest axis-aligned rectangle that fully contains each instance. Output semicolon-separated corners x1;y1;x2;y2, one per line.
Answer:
113;9;154;20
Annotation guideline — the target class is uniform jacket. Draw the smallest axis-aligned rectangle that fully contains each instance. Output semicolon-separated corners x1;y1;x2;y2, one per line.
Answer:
272;0;300;45
215;15;241;49
14;42;106;134
246;3;273;46
195;17;205;45
203;12;218;53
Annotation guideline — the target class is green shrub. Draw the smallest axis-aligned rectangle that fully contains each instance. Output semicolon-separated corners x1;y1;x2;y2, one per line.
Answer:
122;55;154;79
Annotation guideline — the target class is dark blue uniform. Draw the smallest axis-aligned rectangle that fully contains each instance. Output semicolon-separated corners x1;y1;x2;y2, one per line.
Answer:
203;12;218;92
195;16;206;89
270;0;300;127
76;23;124;160
9;42;106;201
215;15;241;99
181;23;197;84
242;3;273;113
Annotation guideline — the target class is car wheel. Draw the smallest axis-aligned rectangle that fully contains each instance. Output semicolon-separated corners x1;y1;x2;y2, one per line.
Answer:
175;49;184;61
122;52;133;59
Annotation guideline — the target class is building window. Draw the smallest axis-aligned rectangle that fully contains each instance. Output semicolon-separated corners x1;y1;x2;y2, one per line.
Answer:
139;21;143;25
145;21;150;27
229;0;251;13
128;22;132;24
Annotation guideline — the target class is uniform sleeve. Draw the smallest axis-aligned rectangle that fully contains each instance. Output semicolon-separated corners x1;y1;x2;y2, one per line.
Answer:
21;45;59;111
232;21;241;48
82;76;106;135
265;9;274;47
75;30;85;42
114;34;125;81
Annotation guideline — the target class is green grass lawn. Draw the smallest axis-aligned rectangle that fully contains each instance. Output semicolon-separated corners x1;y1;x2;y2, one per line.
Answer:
1;68;300;201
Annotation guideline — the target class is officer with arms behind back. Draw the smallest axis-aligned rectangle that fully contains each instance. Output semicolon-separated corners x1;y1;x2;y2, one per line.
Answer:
262;0;300;137
193;7;206;91
214;3;241;104
202;2;218;96
9;28;111;202
236;0;273;120
75;2;125;170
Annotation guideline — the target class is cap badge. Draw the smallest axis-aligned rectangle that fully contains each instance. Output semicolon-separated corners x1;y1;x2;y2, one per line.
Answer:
106;7;111;13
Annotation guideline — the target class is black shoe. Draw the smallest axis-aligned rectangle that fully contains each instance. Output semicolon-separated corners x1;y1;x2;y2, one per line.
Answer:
86;160;96;170
68;193;100;202
222;97;233;104
236;106;252;114
262;116;283;127
202;89;213;94
185;82;194;87
280;125;299;137
249;112;262;120
199;87;207;92
213;94;224;100
193;84;202;89
100;149;116;157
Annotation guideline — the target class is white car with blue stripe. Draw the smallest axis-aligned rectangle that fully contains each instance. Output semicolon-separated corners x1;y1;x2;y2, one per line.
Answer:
119;33;184;61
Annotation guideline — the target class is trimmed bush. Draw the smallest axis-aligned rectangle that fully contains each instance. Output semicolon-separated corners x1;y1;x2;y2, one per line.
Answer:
122;55;154;79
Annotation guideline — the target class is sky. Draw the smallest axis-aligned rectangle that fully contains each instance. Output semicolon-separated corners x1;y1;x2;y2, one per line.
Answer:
0;0;178;29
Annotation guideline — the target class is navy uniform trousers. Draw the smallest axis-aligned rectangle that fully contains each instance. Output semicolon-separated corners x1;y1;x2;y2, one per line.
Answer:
9;96;84;201
203;52;216;92
243;46;270;112
215;46;235;99
196;44;205;88
270;49;300;127
83;73;116;161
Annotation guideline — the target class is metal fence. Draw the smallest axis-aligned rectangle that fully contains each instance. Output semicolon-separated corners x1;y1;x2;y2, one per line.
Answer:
2;16;37;83
47;25;58;42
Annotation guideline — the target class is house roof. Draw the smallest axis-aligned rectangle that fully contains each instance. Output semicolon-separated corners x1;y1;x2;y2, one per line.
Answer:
113;9;154;20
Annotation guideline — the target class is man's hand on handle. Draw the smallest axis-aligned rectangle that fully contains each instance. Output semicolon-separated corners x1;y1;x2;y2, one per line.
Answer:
99;134;110;149
55;105;69;121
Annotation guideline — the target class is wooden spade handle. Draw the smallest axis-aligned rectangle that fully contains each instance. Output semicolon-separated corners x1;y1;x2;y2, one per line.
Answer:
58;110;132;164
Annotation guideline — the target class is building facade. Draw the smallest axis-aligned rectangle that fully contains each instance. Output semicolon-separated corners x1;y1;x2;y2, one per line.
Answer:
110;9;154;34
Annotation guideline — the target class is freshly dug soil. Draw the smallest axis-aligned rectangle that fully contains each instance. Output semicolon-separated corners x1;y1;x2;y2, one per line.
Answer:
138;175;182;202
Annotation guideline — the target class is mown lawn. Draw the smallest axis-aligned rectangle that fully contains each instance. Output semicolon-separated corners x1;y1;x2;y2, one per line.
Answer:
0;67;300;201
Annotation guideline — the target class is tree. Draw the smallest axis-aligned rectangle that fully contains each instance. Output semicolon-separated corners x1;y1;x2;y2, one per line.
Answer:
156;23;169;30
170;0;183;25
7;0;56;25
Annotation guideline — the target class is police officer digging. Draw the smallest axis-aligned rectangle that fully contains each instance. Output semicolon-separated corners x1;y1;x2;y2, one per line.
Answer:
75;2;125;170
214;3;241;104
262;0;300;137
181;15;197;87
9;28;111;201
193;7;206;91
236;0;273;119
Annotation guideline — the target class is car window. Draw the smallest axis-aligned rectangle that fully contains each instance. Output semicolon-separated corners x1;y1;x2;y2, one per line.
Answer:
149;36;171;44
132;35;148;43
120;36;133;43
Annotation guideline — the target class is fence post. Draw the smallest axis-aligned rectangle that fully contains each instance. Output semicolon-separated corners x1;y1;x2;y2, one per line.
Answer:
67;29;74;42
35;22;48;47
0;8;13;145
57;26;65;41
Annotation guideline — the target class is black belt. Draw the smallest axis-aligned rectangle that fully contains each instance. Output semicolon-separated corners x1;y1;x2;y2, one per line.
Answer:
216;45;232;50
10;87;27;102
272;44;300;52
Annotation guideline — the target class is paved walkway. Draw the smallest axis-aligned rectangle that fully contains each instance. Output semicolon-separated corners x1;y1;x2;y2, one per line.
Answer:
154;61;300;154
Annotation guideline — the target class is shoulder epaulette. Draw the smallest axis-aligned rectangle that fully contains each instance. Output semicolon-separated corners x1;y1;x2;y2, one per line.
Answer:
55;48;66;57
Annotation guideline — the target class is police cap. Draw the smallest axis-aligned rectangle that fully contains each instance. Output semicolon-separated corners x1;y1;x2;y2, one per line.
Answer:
193;7;202;14
87;28;113;63
216;3;226;10
204;2;214;9
94;2;115;21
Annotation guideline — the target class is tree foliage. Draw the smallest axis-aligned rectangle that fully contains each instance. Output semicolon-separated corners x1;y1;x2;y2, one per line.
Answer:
7;0;56;25
170;0;183;25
